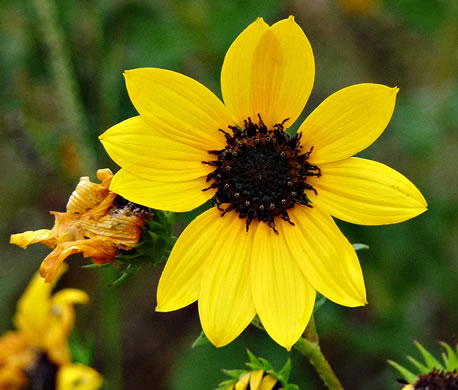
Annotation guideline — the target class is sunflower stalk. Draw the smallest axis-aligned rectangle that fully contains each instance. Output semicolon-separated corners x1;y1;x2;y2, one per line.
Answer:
294;315;344;390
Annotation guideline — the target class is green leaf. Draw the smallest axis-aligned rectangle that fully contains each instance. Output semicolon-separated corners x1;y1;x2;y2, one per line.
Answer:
191;331;211;349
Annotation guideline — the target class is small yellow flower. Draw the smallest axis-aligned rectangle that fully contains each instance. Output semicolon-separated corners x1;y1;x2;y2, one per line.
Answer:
217;351;295;390
0;267;101;390
10;168;146;283
100;16;427;349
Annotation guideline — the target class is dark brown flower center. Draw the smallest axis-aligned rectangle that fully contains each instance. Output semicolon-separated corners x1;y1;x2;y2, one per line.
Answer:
411;369;458;390
203;115;320;232
26;353;58;390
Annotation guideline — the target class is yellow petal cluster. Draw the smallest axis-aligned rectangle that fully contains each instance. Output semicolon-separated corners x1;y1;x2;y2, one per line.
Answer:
0;267;102;390
10;169;145;283
229;370;280;390
100;16;427;349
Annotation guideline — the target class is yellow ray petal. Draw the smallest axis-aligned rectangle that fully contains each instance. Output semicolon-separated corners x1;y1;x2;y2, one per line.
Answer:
10;229;55;249
198;215;256;347
57;363;103;390
299;84;398;164
308;157;428;225
40;239;117;283
259;375;277;390
235;373;250;390
100;116;212;182
156;208;228;311
124;68;232;151
51;289;89;306
283;206;367;306
221;16;315;129
14;273;53;341
250;370;264;390
110;169;214;212
251;222;316;350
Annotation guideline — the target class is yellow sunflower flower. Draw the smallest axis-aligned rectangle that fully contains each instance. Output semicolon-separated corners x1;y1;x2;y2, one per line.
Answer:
0;266;102;390
10;168;147;283
99;16;427;349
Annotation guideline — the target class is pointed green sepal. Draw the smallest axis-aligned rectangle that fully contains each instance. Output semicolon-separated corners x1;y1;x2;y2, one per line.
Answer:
414;341;444;370
278;358;292;383
192;331;211;349
387;360;418;384
440;341;458;371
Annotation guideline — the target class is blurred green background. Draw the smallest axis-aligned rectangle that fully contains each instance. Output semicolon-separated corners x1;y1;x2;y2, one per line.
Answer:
1;0;457;389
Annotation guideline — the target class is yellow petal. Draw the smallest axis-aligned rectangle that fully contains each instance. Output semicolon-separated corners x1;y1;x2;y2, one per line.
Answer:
198;215;255;347
66;170;112;214
308;157;428;225
124;68;232;151
52;289;89;306
110;169;214;212
57;363;103;390
156;208;227;311
10;229;55;249
14;272;53;342
235;373;251;390
299;84;398;164
251;222;316;350
250;370;264;390
283;206;367;306
221;16;315;129
100;116;212;182
259;375;277;390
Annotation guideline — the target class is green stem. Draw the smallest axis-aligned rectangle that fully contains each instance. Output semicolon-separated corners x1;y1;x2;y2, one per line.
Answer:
294;316;344;390
98;267;122;390
31;0;95;176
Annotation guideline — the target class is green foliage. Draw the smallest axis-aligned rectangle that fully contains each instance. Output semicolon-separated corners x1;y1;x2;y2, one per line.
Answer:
388;341;458;384
111;210;176;285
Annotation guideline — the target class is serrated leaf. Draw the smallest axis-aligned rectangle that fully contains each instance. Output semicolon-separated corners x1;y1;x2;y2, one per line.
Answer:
192;331;211;349
352;243;369;251
414;341;444;370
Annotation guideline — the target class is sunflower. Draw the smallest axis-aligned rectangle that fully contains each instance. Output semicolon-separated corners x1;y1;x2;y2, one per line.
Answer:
100;16;427;349
389;341;458;390
0;266;103;390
